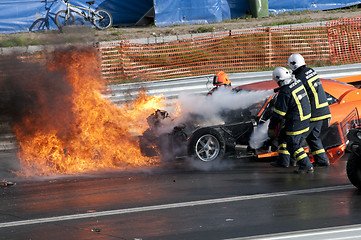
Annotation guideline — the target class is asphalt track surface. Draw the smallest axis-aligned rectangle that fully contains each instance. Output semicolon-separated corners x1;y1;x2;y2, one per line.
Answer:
0;151;360;240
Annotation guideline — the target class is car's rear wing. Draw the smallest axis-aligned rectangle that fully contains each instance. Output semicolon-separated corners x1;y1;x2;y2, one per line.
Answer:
340;108;360;138
335;75;361;88
321;108;359;163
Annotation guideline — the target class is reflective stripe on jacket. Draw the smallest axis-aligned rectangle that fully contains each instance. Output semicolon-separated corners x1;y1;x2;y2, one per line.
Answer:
269;79;311;135
293;66;331;122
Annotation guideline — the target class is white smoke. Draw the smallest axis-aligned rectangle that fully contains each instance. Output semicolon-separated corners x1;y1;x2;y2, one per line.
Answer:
150;87;275;167
156;87;273;136
166;87;274;125
178;87;272;114
249;119;270;149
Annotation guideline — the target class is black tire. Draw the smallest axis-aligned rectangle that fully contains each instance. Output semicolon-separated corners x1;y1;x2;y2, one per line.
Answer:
188;128;225;162
29;18;49;32
93;9;113;30
55;10;75;30
346;152;361;189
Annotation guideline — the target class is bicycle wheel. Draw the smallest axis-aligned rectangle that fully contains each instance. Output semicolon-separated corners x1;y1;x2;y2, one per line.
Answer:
29;18;50;32
55;10;75;29
93;9;113;30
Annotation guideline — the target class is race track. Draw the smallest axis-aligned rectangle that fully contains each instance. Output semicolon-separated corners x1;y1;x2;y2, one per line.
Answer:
0;152;360;240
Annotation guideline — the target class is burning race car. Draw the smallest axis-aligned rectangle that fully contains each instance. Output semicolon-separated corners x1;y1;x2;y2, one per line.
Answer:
139;78;361;164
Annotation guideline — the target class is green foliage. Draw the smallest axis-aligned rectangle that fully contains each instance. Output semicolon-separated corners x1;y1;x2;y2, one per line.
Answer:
111;31;123;37
195;26;214;33
349;4;359;11
223;15;253;22
0;37;39;47
267;18;312;26
0;37;29;47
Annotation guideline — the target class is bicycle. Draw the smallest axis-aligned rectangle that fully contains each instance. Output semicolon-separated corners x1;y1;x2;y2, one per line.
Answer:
29;0;59;32
55;0;113;30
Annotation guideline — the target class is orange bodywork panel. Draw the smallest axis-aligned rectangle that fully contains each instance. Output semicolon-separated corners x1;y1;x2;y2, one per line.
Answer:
329;101;361;124
233;80;277;91
334;74;361;86
321;79;357;100
257;137;346;163
256;95;274;119
257;151;278;158
325;81;361;124
326;143;346;164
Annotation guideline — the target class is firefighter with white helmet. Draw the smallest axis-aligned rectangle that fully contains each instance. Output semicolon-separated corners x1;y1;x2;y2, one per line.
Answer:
268;67;314;173
287;53;306;71
287;53;331;167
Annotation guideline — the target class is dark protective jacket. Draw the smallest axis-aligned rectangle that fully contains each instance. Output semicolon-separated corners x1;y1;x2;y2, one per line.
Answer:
293;66;331;122
269;79;311;136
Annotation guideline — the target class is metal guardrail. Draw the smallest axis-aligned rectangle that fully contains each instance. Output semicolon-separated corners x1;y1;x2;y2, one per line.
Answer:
106;63;361;103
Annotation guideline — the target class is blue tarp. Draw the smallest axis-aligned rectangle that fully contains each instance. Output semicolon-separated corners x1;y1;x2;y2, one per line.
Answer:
154;0;231;27
0;0;361;33
98;0;153;26
227;0;250;19
155;0;361;26
269;0;361;14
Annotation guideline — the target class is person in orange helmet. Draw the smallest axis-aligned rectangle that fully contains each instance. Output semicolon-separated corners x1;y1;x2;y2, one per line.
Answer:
207;71;232;95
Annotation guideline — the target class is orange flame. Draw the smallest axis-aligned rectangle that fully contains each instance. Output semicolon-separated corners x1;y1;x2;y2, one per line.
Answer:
13;47;165;176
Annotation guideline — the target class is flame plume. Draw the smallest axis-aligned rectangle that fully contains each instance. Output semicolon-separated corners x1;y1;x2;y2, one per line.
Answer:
10;47;164;176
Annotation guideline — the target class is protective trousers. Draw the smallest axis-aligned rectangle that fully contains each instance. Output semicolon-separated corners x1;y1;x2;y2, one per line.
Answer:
277;129;296;167
306;120;329;164
285;133;313;169
278;142;290;166
277;129;291;167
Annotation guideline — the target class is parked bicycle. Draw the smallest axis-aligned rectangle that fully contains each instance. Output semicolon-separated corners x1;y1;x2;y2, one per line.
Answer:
29;0;59;32
55;0;113;30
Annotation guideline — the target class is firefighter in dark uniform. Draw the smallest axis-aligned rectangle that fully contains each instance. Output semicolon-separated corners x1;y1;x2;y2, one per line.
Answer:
287;53;331;166
268;67;314;173
207;71;232;95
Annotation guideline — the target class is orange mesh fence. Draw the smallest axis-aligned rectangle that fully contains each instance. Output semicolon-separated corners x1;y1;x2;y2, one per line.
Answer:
97;25;330;82
327;16;361;64
97;41;126;82
0;51;48;81
2;16;361;84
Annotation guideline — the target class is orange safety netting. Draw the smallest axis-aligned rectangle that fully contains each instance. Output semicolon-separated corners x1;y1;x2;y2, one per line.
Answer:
3;16;361;84
97;25;330;83
327;16;361;64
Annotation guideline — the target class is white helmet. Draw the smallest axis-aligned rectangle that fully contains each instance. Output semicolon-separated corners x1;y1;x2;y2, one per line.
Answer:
287;53;306;71
272;67;292;86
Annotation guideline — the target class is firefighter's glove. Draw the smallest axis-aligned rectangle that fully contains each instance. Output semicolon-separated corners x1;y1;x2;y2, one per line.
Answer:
268;128;277;140
273;87;281;93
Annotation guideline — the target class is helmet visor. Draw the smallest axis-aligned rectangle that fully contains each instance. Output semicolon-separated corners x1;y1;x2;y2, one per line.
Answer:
213;75;220;85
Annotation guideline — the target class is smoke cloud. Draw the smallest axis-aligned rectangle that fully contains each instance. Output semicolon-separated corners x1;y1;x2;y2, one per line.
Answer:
147;87;275;170
0;53;74;136
249;119;270;149
176;87;273;116
158;87;274;134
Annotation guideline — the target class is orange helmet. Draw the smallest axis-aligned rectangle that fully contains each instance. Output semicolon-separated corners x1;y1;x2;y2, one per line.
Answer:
213;71;231;86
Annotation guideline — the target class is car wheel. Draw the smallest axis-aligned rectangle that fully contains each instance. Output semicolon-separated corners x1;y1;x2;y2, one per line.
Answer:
346;152;361;189
188;128;225;162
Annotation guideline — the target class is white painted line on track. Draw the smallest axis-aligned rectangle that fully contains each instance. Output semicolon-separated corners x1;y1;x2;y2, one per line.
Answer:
227;223;361;240
0;184;355;228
